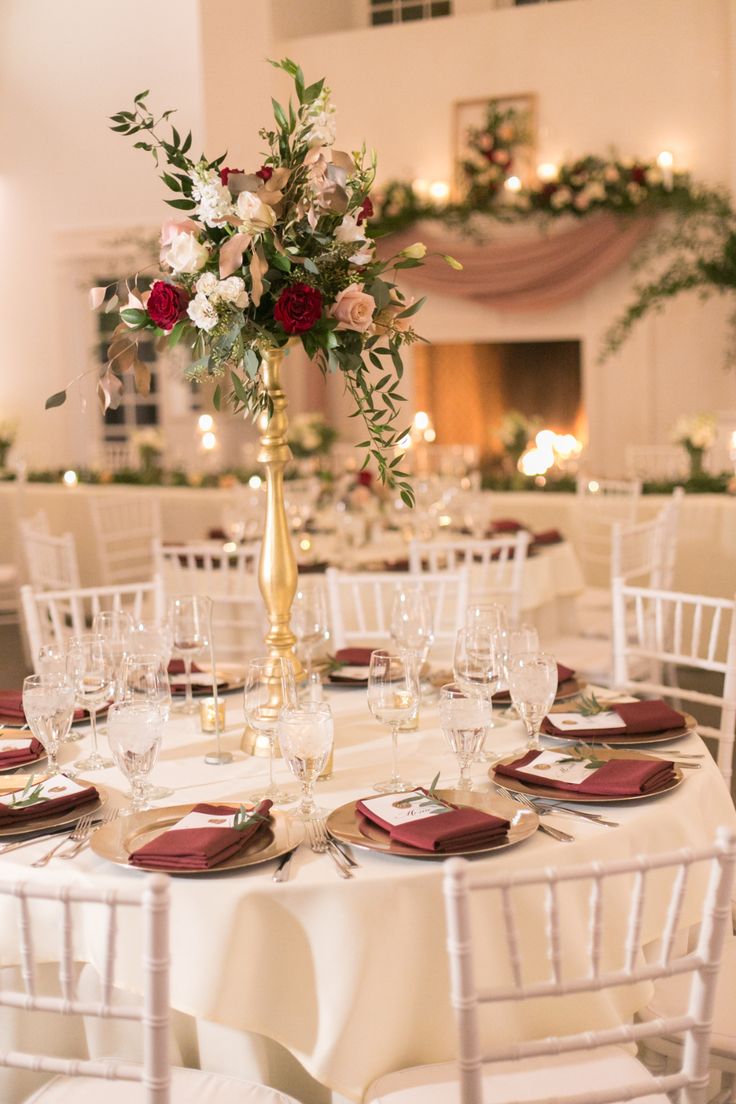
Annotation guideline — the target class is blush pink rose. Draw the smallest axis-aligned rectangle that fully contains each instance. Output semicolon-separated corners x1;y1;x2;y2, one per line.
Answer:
330;284;376;333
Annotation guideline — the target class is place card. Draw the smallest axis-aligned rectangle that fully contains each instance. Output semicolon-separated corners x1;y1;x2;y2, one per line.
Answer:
0;738;36;752
359;790;452;827
515;750;602;786
166;806;244;833
0;775;89;807
546;711;627;732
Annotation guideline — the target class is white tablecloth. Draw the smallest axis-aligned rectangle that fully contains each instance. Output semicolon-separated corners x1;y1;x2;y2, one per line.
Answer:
0;684;734;1103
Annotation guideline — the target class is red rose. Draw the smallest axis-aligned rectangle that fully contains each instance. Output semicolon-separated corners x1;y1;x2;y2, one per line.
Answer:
629;164;647;185
220;166;244;186
357;470;373;487
273;283;323;334
356;196;374;225
146;281;189;332
256;165;273;182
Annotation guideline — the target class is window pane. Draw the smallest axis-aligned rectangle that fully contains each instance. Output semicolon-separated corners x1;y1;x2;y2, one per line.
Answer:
431;1;451;14
401;5;423;20
135;405;158;426
104;407;125;426
371;9;394;23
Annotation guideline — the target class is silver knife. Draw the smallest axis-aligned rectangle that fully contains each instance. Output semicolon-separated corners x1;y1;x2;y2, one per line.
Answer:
272;849;294;882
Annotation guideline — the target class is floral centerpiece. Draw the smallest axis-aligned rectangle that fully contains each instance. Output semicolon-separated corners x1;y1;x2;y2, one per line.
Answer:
130;426;165;481
287;412;338;459
672;412;717;479
498;409;541;468
0;420;17;469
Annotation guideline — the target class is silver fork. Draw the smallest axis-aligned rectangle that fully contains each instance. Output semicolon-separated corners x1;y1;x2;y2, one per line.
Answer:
312;816;359;869
306;820;353;878
531;801;620;828
494;785;575;842
59;808;119;858
31;813;95;868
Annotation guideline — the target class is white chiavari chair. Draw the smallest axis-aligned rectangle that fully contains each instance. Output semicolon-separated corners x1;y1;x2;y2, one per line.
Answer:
325;568;468;662
408;532;530;625
625;445;688;481
575;476;641;581
366;829;736;1104
89;494;162;585
20;521;81;592
20;578;166;670
0;871;302;1104
612;580;736;788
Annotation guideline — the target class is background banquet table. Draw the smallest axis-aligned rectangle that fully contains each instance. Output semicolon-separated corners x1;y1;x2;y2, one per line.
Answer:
0;682;734;1104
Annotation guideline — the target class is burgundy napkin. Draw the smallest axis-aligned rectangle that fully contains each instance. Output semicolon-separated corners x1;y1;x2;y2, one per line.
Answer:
334;647;374;666
0;781;99;828
297;561;329;574
167;660;203;677
491;519;525;533
0;691;84;724
0;738;45;768
356;795;509;852
533;529;564;545
495;662;575;704
495;750;675;797
542;699;684;739
129;800;273;871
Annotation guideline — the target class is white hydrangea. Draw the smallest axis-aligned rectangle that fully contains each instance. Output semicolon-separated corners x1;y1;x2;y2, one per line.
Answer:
190;165;233;228
187;292;219;332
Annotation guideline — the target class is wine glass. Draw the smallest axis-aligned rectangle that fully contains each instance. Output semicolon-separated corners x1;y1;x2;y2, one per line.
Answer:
465;602;508;634
390;584;435;666
367;650;418;793
243;657;297;805
438;683;491;790
169;595;210;714
453;626;505;761
118;652;174;801
292;581;330;682
128;620;173;667
22;674;77;777
92;610;134;697
277;702;334;821
507;652;558;751
66;634;115;770
107;701;164;812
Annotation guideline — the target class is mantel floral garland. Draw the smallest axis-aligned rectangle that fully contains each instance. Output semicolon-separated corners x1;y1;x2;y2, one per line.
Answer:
46;59;460;505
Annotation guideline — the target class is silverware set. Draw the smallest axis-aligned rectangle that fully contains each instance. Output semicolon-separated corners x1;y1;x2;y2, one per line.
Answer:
31;808;119;867
305;817;358;878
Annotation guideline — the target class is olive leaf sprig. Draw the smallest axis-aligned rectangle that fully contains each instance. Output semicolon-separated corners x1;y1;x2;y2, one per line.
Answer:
398;773;455;810
233;804;270;832
557;744;607;771
9;775;46;808
577;692;607;717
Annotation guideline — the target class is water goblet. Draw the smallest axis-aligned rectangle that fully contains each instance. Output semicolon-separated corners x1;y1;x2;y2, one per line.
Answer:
292;581;330;682
277;702;333;821
367;650;419;793
129;620;173;667
119;651;174;800
507;652;558;751
107;701;164;813
465;602;508;634
66;634;115;770
92;610;134;697
438;683;491;790
22;674;77;777
243;657;297;805
169;595;210;714
37;645;84;744
452;626;505;759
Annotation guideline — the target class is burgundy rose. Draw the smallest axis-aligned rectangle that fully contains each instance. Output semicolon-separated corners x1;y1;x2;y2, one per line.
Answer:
273;283;323;334
256;165;273;182
629;164;647;185
219;166;244;186
357;470;373;487
146;281;189;332
542;182;558;199
356;196;374;225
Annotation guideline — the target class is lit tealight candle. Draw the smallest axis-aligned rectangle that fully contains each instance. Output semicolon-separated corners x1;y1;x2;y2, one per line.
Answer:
428;180;450;202
504;175;522;193
537;162;558;182
198;413;214;433
62;470;78;486
199;697;226;734
201;431;217;451
656;150;674;191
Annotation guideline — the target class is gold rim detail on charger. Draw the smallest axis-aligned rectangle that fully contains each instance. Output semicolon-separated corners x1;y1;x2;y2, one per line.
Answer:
326;788;539;860
0;781;108;838
489;749;684;804
90;803;303;875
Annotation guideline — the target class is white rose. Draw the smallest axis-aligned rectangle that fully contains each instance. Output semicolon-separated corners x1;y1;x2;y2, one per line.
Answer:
187;292;219;332
349;245;374;267
335;213;365;245
195;271;218;296
215;276;249;309
161;231;209;274
236;190;277;232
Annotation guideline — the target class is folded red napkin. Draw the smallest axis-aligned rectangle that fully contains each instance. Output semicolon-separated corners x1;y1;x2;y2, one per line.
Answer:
0;777;99;828
0;738;45;768
334;647;374;666
495;662;575;703
0;691;84;724
495;750;675;797
491;519;525;533
356;793;509;852
541;699;684;739
533;529;564;545
167;659;203;676
129;800;273;871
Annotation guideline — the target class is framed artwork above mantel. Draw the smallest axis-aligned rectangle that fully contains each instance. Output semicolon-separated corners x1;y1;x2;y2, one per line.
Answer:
452;93;537;201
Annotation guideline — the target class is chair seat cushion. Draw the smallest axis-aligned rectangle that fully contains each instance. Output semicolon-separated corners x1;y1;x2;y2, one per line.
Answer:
364;1046;669;1103
24;1064;301;1103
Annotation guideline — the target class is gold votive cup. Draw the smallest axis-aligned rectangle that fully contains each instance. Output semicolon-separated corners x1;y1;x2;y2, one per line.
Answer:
199;697;226;733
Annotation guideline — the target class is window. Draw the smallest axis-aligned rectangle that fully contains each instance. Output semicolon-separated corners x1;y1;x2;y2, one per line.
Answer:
370;0;451;26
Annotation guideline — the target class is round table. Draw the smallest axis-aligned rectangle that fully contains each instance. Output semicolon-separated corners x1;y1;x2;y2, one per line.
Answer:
0;683;733;1104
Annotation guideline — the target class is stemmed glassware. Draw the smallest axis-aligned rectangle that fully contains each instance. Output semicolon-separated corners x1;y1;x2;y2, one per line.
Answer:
66;634;115;770
128;620;173;667
107;701;164;812
277;702;334;821
243;657;297;805
22;674;77;777
438;683;491;791
452;626;505;762
292;581;330;682
118;651;174;801
92;610;134;698
367;650;419;793
169;595;210;714
507;652;558;751
465;604;509;728
390;584;435;666
37;645;84;743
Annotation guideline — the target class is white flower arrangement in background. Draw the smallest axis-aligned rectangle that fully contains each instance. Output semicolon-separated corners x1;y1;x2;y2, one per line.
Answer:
671;413;717;451
288;412;338;459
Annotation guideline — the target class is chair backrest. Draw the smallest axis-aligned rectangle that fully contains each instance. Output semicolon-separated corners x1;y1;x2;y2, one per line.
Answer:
625;444;687;481
443;828;736;1104
658;486;685;591
612;580;736;786
20;577;166;670
408;532;529;624
325;568;469;656
0;871;170;1102
89;494;162;585
575;477;641;579
99;440;133;473
20;521;81;591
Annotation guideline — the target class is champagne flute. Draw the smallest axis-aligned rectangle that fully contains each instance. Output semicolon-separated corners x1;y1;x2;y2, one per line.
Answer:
169;595;210;714
367;650;418;793
243;657;297;805
118;652;174;801
277;702;333;821
452;626;505;762
438;683;491;790
66;634;115;770
292;581;330;682
507;652;558;751
107;701;164;812
22;674;77;777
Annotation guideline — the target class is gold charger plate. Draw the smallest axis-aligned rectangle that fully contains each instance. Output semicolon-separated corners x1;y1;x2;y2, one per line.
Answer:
90;803;303;875
490;748;684;804
0;751;47;774
0;780;108;838
542;710;697;747
326;788;539;860
495;676;588;706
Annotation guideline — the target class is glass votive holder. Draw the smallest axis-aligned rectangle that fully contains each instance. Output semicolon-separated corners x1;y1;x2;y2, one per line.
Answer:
199;697;226;733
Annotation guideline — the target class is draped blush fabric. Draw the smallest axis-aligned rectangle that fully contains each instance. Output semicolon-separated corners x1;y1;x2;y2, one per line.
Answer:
377;214;653;311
